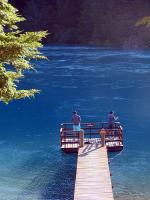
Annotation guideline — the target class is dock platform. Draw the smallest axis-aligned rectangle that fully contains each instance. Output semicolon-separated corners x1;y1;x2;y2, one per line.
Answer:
60;122;123;153
74;139;114;200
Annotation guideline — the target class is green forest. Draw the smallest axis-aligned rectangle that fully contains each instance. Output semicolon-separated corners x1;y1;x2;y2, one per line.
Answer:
0;0;47;103
11;0;150;48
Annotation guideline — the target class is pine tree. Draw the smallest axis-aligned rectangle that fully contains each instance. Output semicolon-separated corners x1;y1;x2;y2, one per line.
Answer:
0;0;47;103
136;16;150;27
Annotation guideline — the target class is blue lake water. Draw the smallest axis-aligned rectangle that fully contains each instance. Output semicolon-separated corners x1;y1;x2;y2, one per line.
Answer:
0;45;150;200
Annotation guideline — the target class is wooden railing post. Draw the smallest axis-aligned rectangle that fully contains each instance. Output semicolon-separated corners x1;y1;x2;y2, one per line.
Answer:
79;129;84;147
100;128;107;147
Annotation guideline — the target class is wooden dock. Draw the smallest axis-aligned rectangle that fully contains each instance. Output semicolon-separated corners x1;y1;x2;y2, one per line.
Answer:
60;122;123;153
74;139;114;200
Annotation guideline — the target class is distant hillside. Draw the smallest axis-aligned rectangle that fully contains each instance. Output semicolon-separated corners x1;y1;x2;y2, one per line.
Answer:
11;0;150;48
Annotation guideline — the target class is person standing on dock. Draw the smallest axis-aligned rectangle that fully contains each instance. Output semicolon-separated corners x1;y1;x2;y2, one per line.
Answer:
108;111;118;129
72;111;81;131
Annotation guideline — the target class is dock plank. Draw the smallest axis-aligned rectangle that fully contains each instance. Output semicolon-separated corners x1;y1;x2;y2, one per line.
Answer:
74;139;114;200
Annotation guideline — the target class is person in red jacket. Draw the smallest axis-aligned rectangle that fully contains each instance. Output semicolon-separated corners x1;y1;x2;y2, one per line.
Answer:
72;111;81;131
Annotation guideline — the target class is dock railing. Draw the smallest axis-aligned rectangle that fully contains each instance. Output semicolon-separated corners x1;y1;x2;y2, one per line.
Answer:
60;122;123;150
60;128;80;149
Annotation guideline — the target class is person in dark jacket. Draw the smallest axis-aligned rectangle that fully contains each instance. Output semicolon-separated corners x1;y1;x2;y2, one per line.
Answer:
72;111;81;131
108;111;118;129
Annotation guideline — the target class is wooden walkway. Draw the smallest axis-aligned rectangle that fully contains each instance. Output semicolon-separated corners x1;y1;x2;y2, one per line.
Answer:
74;139;114;200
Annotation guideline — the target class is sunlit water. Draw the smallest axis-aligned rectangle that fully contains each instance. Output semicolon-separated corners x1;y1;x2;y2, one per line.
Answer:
0;45;150;200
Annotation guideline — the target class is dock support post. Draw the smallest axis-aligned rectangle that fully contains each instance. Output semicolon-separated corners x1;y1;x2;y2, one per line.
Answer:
100;128;107;147
79;129;84;147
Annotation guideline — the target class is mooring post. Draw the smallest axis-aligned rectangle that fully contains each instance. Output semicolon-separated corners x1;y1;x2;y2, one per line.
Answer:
100;128;107;147
79;129;84;147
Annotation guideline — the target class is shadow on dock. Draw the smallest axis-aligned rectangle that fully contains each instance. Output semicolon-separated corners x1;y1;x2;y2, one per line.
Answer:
79;139;102;157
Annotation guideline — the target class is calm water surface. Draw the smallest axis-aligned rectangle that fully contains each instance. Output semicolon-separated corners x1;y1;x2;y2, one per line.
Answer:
0;46;150;200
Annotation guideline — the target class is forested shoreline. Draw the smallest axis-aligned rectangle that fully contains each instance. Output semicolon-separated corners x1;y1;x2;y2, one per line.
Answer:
11;0;150;48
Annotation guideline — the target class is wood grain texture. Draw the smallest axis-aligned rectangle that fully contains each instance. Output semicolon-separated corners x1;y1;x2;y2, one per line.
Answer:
74;139;114;200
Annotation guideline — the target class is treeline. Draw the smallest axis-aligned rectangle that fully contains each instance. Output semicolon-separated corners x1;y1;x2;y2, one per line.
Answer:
11;0;150;48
